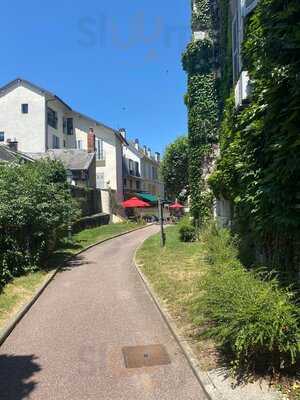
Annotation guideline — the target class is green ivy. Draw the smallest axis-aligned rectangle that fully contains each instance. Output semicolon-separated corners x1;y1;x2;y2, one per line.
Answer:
191;0;213;31
182;0;219;223
182;39;215;75
210;0;300;272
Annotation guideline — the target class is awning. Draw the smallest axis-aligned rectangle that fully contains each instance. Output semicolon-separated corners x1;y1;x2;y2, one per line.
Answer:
170;202;184;209
122;197;150;208
136;193;158;203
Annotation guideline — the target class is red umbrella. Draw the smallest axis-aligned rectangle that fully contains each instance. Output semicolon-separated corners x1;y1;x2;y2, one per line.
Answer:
169;202;184;209
122;197;150;208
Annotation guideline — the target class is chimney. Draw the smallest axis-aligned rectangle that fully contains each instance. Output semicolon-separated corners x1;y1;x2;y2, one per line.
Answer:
6;138;18;152
155;152;161;162
87;128;96;153
143;145;147;154
134;138;139;150
147;147;152;158
119;128;126;139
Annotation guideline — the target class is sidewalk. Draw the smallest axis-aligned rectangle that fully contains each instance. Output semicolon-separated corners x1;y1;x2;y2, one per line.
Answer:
0;225;208;400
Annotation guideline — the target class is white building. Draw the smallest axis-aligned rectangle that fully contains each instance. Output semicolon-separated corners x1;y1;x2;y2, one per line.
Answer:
0;78;125;201
123;137;164;200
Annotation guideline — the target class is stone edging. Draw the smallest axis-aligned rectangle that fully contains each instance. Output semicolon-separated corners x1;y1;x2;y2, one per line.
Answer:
0;223;154;347
133;242;227;400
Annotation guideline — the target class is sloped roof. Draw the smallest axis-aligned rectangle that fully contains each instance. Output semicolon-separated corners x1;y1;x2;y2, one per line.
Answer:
0;144;34;163
0;78;127;144
0;78;72;110
28;149;95;171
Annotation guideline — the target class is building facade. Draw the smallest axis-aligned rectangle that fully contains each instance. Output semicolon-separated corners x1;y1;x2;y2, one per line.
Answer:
0;78;125;201
123;138;164;199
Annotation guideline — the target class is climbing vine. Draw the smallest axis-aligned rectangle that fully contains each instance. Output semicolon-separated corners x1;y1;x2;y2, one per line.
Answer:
209;0;300;271
182;0;219;223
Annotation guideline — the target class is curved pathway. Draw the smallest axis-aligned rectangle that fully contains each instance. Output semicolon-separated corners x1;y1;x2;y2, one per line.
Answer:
0;225;208;400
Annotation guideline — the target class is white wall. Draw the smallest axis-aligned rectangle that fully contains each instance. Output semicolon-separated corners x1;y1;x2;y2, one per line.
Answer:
73;114;123;198
46;101;76;150
123;143;164;197
214;195;232;228
0;84;46;153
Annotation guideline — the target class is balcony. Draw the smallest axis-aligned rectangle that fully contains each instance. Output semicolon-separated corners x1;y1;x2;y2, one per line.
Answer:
234;71;251;108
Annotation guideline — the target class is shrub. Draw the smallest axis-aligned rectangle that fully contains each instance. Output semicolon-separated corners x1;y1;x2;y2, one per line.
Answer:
195;225;300;372
0;159;80;288
179;219;197;242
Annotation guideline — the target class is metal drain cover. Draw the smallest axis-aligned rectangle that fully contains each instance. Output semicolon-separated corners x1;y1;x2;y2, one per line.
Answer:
122;344;171;369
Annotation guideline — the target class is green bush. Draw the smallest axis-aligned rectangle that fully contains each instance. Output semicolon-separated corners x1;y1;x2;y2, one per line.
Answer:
195;225;300;372
0;159;79;288
179;221;197;242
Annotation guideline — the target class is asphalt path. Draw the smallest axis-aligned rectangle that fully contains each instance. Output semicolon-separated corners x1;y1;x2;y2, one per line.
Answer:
0;225;208;400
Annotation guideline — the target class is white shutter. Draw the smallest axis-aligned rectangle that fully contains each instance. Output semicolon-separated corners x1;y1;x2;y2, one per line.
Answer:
96;173;105;189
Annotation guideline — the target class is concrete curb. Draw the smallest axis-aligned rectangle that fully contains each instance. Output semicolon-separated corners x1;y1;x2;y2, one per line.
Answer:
133;241;226;400
0;223;154;348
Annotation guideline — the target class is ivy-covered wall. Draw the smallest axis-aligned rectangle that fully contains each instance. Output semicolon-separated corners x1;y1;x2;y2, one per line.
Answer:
182;0;219;223
209;0;300;273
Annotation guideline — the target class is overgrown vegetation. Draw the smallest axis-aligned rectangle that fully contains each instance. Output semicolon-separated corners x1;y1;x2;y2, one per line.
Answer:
209;0;300;271
178;217;197;242
196;225;300;373
182;0;219;223
0;159;79;289
137;223;300;379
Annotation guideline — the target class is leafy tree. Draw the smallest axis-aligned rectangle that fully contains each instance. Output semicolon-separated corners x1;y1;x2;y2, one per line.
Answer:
0;159;80;288
160;136;189;200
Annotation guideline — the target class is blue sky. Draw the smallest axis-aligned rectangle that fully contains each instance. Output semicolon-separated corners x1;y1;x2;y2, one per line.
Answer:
0;1;191;154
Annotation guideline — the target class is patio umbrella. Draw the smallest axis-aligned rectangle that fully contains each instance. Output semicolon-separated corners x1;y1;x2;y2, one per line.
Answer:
122;197;150;208
169;202;184;209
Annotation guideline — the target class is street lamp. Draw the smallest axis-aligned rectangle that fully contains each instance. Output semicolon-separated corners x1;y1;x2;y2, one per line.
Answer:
66;169;73;241
158;197;166;247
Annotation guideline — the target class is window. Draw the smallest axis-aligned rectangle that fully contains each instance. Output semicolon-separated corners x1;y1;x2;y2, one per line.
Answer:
52;135;60;149
232;0;243;82
76;140;83;150
123;178;127;187
96;173;105;189
63;140;66;147
21;104;28;114
0;132;4;142
134;161;140;176
129;159;134;175
63;117;73;135
152;166;158;180
96;138;104;160
47;107;58;129
136;180;141;190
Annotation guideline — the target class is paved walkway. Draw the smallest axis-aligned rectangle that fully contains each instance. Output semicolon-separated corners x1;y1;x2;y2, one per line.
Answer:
0;226;208;400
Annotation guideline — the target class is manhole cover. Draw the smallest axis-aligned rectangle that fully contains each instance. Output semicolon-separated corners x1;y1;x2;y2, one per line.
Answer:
122;344;171;369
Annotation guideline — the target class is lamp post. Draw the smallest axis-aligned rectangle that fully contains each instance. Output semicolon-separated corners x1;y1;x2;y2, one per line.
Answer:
158;197;166;247
66;169;73;241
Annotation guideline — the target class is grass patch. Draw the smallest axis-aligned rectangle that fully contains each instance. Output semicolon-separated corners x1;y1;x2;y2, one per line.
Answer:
0;221;144;331
136;223;300;398
0;271;49;330
136;225;218;370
